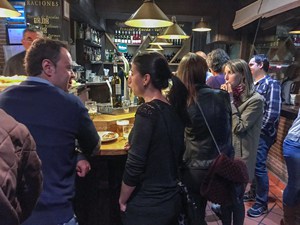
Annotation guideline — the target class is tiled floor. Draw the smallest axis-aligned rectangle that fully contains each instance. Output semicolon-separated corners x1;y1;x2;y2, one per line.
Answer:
205;172;285;225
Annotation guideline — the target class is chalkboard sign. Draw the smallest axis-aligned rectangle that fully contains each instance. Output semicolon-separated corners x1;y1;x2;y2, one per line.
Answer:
25;0;62;40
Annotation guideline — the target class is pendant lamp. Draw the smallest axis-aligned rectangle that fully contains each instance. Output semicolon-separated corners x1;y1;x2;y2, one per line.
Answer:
146;44;163;51
125;0;173;28
158;16;190;39
193;18;211;32
0;0;21;17
149;37;172;46
289;25;300;34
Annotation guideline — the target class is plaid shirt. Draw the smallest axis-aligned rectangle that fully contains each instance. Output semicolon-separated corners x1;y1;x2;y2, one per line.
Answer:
254;75;281;140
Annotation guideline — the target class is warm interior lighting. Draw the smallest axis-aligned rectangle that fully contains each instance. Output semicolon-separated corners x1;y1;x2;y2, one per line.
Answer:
193;18;211;32
158;16;190;39
289;25;300;34
125;0;173;28
149;36;172;45
146;44;163;51
0;0;21;17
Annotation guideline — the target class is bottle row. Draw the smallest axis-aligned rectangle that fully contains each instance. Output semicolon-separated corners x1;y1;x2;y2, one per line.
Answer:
83;46;101;63
77;23;102;45
114;29;142;45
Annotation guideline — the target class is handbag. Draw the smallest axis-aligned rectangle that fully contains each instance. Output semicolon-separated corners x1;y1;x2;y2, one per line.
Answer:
195;101;249;206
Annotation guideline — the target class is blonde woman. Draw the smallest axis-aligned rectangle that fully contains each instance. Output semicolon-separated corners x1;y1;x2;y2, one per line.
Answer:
220;59;264;224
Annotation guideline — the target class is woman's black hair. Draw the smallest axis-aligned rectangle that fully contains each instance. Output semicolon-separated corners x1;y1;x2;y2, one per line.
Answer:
133;51;188;124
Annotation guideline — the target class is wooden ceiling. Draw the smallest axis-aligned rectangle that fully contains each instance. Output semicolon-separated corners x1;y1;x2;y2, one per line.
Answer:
71;0;300;33
71;0;243;30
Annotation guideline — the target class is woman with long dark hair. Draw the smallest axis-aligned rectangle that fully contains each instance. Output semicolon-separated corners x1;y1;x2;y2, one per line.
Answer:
177;52;233;225
119;51;188;225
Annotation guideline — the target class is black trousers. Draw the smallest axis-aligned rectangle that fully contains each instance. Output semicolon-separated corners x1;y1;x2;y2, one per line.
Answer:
121;194;181;225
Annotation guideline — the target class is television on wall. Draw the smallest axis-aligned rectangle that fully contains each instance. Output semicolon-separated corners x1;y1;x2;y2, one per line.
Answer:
6;26;26;45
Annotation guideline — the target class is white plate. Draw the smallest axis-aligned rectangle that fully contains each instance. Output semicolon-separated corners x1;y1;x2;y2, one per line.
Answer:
98;131;119;142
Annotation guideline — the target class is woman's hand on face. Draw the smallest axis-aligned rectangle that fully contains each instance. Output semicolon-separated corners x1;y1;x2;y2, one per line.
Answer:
221;82;233;94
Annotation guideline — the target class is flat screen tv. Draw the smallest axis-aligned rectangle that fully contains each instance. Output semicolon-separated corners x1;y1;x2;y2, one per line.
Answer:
6;27;25;45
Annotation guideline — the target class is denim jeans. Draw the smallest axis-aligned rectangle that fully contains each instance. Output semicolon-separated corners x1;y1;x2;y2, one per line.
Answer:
58;216;78;225
254;135;274;205
283;139;300;207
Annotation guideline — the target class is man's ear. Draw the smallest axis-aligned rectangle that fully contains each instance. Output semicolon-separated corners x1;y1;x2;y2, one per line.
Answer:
42;59;55;77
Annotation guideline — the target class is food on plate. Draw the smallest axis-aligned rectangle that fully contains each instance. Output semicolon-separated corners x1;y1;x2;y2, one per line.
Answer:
0;75;27;85
102;132;116;141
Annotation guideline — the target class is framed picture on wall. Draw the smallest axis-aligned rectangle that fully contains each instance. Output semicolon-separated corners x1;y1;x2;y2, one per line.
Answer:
63;0;70;21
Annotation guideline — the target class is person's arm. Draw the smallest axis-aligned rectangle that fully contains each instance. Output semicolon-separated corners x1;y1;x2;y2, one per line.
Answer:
119;104;155;211
17;124;43;222
77;102;100;156
261;80;281;131
76;158;91;177
119;182;135;212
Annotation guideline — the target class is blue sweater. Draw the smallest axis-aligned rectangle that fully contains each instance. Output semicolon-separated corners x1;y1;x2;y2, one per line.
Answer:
0;80;99;225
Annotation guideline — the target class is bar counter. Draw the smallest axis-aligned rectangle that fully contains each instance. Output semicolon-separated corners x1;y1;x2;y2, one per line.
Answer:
268;104;299;184
75;112;135;225
93;112;135;156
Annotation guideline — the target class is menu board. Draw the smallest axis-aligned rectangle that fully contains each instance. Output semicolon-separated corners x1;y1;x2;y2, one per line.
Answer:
25;0;62;40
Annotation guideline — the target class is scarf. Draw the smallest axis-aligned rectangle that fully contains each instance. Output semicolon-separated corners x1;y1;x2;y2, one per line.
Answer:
232;84;245;107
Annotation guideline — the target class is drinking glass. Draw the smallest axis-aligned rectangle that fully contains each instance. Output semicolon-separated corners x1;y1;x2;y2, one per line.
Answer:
85;101;97;114
123;124;133;139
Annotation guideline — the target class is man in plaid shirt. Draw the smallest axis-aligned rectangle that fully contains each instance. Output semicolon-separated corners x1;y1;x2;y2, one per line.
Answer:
245;54;281;217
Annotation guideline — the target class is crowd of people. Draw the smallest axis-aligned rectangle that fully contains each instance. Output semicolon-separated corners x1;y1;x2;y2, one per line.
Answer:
0;29;299;225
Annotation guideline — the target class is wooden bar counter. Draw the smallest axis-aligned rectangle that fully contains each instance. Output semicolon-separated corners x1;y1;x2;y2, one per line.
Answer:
75;112;135;225
93;112;135;156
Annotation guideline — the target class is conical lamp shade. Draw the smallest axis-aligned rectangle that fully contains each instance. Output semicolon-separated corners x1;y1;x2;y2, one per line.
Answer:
146;44;163;51
289;25;300;34
149;37;172;45
0;0;21;17
158;16;190;39
193;18;211;32
125;0;173;28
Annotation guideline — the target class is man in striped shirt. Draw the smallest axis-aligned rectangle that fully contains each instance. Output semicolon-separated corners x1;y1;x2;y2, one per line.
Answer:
245;54;282;218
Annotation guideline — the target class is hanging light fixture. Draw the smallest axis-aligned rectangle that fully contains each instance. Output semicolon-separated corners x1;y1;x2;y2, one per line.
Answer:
289;25;300;34
0;0;21;17
149;36;172;46
158;16;190;39
125;0;173;28
146;44;163;51
193;18;211;32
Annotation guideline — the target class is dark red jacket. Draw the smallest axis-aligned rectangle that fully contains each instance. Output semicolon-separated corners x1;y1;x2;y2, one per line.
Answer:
0;109;42;225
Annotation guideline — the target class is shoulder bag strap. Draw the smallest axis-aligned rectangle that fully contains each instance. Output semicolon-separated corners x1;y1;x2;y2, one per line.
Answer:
195;100;221;155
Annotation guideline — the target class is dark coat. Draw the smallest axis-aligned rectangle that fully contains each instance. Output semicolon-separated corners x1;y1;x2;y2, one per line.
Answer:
183;84;233;169
0;109;42;225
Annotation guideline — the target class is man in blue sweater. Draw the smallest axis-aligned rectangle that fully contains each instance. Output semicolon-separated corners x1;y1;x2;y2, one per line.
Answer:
0;38;100;225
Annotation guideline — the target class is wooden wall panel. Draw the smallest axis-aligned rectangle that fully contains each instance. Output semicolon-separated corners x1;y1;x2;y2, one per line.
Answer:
267;116;294;183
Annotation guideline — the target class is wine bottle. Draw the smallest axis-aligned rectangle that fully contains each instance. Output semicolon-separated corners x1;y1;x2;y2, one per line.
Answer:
78;23;84;39
111;62;122;108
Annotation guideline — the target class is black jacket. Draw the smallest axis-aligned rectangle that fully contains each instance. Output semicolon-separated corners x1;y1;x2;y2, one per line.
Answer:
183;84;233;169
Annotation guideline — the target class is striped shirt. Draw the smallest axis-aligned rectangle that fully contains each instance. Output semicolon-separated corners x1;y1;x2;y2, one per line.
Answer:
254;75;281;140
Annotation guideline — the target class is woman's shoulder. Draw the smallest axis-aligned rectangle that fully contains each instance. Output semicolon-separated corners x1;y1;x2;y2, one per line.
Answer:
136;101;159;118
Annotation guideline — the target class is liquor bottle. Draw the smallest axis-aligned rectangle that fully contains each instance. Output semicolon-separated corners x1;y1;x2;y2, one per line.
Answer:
111;62;122;108
85;24;91;41
114;30;118;43
78;23;84;39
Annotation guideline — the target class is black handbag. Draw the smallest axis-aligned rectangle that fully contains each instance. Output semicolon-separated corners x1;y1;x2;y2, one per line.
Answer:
195;100;249;206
